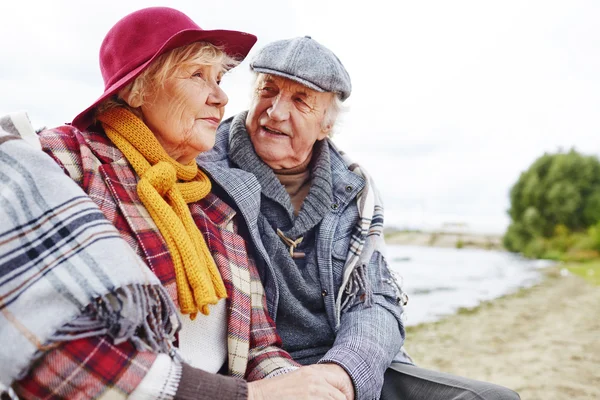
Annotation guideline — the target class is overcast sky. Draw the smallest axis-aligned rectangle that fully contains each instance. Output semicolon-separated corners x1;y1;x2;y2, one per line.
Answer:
2;0;599;233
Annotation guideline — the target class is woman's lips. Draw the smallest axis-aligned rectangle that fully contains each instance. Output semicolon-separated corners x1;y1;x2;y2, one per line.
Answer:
200;117;220;126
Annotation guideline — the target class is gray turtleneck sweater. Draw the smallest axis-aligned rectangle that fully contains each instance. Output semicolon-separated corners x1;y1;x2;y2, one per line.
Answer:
229;114;336;364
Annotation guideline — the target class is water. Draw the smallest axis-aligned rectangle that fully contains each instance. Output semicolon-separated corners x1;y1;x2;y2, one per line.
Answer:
387;245;553;326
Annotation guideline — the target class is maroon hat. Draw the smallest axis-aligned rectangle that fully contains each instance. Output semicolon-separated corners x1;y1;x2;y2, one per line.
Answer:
72;7;257;130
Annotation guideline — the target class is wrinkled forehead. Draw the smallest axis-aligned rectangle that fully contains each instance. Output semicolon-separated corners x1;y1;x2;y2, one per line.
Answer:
256;73;321;96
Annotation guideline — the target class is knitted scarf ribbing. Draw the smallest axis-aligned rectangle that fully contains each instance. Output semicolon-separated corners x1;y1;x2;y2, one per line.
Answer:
98;107;227;319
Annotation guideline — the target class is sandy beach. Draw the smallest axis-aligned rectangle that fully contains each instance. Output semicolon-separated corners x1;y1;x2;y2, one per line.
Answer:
403;267;600;400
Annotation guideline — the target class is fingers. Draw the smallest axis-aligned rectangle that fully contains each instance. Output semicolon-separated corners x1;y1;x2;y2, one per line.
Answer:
327;387;347;400
299;366;349;400
312;364;354;400
249;367;347;400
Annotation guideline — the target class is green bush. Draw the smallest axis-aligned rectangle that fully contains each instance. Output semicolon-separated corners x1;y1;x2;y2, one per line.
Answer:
504;149;600;259
523;237;548;259
586;222;600;251
571;233;597;251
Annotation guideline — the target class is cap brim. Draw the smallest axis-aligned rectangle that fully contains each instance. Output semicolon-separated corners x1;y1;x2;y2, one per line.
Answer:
251;66;327;93
72;29;257;131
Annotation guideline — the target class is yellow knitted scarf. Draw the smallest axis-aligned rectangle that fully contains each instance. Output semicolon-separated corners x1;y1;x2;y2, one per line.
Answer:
98;107;227;319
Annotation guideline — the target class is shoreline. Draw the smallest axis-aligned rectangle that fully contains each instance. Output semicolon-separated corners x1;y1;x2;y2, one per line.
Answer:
403;267;600;399
386;230;504;250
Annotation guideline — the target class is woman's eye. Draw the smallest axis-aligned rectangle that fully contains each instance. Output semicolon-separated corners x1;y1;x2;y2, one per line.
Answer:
192;71;203;79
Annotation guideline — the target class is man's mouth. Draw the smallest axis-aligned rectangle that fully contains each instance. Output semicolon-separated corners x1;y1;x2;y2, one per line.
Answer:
262;126;288;137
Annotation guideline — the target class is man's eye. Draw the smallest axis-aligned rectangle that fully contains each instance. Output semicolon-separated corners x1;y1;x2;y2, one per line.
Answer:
259;87;276;95
295;98;310;108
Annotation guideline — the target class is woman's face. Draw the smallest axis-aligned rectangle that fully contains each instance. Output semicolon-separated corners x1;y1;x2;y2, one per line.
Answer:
140;62;228;164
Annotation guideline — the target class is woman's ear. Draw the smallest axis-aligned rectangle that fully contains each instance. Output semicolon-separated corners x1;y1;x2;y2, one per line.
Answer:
120;87;143;108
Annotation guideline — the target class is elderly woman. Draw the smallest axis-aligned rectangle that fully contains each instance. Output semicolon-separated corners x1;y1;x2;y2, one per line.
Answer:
5;8;352;400
200;37;521;400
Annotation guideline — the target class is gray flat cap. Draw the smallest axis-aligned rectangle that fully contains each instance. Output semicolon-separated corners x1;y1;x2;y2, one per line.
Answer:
250;36;352;101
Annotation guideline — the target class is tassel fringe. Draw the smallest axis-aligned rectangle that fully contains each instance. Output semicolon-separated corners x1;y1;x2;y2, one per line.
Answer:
49;283;180;356
341;263;373;311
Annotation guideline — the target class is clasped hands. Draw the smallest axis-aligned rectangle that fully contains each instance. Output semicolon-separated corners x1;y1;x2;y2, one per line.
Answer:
248;363;354;400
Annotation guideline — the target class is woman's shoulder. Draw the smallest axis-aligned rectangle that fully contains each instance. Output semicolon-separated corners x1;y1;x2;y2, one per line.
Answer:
40;123;119;164
40;124;106;149
38;124;85;152
38;124;121;186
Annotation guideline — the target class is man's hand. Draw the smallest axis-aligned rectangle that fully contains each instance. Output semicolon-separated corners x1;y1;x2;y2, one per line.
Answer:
314;364;354;400
247;364;350;400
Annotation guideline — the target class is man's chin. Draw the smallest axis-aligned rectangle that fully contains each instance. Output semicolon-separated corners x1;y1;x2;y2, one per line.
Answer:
255;148;292;169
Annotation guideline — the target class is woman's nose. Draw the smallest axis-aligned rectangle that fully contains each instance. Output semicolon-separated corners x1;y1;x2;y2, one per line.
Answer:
208;83;228;108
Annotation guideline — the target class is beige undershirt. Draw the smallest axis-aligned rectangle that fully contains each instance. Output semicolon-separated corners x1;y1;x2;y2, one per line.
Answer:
273;157;312;216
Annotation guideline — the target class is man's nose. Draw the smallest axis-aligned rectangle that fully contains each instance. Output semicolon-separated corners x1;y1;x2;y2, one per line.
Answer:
266;95;290;121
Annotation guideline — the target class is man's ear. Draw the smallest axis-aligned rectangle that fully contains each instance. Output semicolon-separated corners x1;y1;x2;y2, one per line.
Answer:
318;123;332;140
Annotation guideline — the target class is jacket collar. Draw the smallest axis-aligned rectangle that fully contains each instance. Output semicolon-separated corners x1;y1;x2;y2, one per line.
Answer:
227;112;335;238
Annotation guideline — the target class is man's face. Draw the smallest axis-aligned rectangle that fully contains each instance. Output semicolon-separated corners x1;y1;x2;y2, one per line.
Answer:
245;74;334;169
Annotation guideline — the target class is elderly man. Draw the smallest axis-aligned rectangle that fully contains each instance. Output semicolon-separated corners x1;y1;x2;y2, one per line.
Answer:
200;37;520;400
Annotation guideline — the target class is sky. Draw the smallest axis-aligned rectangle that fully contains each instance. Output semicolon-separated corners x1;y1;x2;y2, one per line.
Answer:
1;0;599;234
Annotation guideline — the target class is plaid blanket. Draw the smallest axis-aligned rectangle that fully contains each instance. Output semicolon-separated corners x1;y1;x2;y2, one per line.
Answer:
0;127;179;395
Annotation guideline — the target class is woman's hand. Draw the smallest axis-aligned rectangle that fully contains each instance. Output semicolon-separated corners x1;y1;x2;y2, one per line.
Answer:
247;364;352;400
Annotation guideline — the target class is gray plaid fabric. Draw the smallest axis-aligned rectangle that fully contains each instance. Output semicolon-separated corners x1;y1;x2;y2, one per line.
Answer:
199;112;411;399
0;128;178;390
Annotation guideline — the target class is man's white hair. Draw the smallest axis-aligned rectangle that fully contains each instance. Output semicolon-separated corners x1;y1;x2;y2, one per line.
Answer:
322;95;345;138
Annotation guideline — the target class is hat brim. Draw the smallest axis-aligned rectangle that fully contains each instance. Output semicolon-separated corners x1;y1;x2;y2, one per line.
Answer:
72;29;257;131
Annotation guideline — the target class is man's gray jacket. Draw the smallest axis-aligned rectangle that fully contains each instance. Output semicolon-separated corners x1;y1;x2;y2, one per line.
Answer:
198;113;410;399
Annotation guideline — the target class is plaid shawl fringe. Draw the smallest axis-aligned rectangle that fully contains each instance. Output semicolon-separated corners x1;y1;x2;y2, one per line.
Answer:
0;122;179;390
49;283;178;356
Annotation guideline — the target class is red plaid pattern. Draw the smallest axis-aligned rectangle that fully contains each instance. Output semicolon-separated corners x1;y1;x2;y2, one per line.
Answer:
15;126;297;398
15;338;155;399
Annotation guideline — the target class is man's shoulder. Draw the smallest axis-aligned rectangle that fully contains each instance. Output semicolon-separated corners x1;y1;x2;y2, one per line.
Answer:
326;139;368;188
